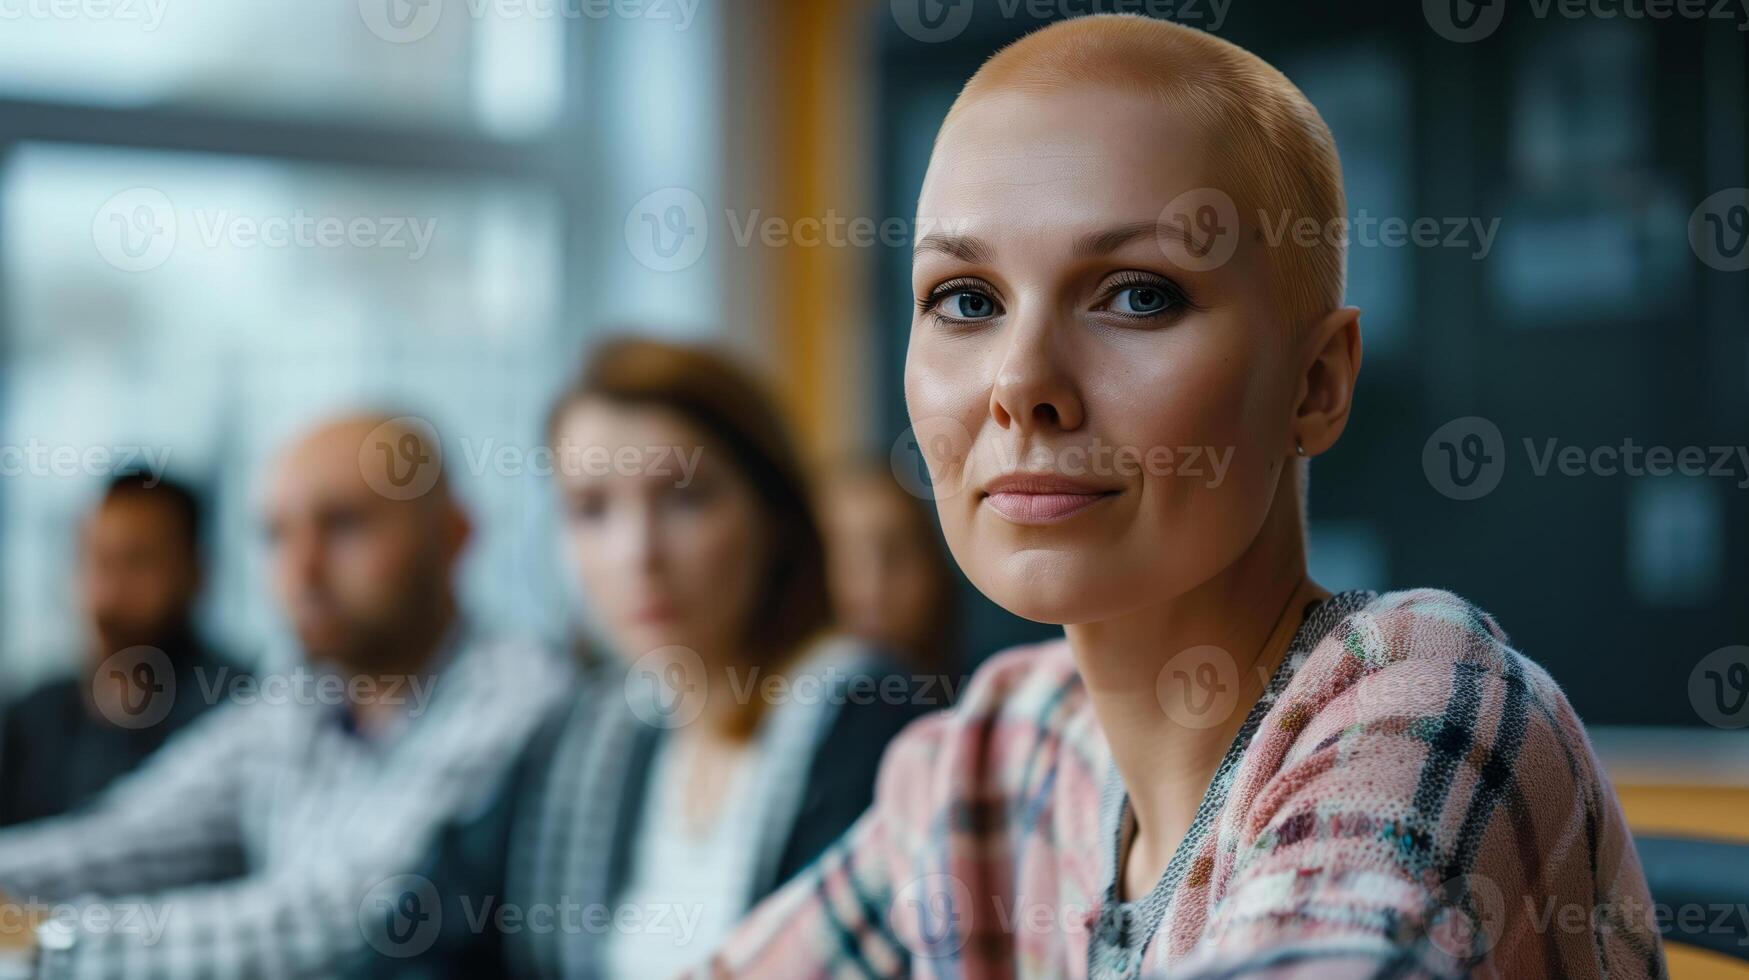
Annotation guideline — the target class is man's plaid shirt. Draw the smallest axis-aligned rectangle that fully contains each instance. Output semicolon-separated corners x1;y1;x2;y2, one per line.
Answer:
0;627;569;979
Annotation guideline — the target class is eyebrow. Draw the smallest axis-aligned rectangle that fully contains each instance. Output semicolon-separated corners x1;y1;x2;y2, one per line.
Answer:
913;232;994;264
915;220;1200;263
1071;220;1170;258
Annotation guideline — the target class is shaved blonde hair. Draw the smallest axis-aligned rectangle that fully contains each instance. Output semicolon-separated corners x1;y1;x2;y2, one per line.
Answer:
944;14;1345;332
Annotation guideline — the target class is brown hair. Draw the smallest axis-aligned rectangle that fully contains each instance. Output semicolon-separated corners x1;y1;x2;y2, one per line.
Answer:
548;335;832;669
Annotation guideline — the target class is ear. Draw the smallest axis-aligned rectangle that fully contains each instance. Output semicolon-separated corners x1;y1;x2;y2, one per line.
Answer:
443;501;473;564
1293;306;1363;457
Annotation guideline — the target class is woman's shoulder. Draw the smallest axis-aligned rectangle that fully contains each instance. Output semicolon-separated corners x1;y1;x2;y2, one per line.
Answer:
1285;585;1586;759
1333;586;1549;685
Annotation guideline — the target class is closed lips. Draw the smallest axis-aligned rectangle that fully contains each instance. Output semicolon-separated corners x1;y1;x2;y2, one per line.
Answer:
980;474;1119;523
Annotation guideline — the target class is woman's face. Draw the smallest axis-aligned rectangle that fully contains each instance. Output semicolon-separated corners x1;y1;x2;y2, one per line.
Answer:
554;398;767;665
905;87;1299;625
823;473;944;658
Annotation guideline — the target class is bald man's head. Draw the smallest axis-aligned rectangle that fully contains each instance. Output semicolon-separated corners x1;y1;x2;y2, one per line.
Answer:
263;414;470;674
941;14;1345;330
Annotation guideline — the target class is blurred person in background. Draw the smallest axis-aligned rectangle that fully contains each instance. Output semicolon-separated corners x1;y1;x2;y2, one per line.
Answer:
822;459;961;679
0;414;569;977
0;472;241;827
357;337;937;979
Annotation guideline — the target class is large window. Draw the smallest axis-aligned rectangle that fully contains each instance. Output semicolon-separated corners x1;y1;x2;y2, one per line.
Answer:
0;3;727;684
0;0;564;135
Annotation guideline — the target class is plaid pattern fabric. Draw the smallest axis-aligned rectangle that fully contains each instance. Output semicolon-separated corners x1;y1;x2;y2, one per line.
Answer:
711;589;1665;979
0;629;570;980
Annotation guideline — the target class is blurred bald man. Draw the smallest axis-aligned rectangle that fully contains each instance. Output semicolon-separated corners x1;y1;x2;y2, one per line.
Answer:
0;415;571;978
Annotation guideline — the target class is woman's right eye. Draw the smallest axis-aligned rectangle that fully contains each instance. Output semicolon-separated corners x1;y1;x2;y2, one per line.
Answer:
925;285;1003;322
566;493;606;522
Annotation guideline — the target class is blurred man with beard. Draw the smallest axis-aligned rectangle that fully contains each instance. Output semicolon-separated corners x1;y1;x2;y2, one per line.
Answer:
0;414;569;978
0;472;239;827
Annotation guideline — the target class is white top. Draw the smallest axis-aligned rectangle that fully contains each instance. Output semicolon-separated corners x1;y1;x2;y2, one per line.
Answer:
600;638;868;978
601;732;766;979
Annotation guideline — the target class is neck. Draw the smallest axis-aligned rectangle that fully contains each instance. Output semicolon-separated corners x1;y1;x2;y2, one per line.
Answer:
698;638;801;742
1067;482;1327;888
348;594;458;735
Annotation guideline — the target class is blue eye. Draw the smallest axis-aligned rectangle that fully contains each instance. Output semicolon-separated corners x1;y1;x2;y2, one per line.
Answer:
1110;285;1169;316
940;290;997;320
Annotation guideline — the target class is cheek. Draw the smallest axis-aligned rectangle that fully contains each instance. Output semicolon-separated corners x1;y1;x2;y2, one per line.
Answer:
1106;328;1260;441
342;534;414;604
563;524;615;600
1114;344;1289;588
905;336;988;481
667;501;762;609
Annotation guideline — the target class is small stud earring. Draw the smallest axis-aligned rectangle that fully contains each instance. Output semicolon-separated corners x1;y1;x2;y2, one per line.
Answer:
1295;440;1307;457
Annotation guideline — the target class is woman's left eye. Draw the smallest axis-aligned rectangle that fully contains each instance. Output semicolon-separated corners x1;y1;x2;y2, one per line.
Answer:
1108;285;1170;316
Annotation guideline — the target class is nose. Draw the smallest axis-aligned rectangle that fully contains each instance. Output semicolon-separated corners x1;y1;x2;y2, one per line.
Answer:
989;310;1083;433
609;496;664;576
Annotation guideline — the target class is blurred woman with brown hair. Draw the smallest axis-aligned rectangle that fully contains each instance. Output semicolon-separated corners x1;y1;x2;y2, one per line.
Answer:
359;336;935;979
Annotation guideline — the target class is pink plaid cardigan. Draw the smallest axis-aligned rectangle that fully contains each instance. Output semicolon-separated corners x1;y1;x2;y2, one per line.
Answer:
709;589;1665;978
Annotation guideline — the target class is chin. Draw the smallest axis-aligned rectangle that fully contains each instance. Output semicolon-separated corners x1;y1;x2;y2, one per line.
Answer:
965;552;1153;626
